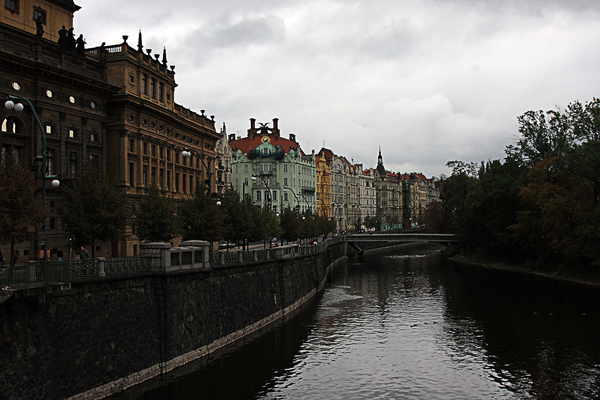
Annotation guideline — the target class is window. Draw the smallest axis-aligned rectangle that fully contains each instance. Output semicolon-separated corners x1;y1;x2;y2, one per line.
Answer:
158;82;163;102
69;129;76;138
129;75;135;83
89;154;99;167
90;132;98;142
129;163;135;186
141;74;147;94
5;0;19;14
2;117;21;134
167;170;171;190
45;125;53;135
46;149;55;175
182;173;187;193
68;152;77;178
150;77;155;98
284;193;288;201
244;165;248;173
143;165;147;187
129;139;135;152
175;172;180;192
284;165;288;172
33;6;46;24
143;142;148;155
1;145;21;164
151;166;156;185
189;175;193;192
284;178;288;186
257;191;261;201
273;191;277;202
152;144;156;157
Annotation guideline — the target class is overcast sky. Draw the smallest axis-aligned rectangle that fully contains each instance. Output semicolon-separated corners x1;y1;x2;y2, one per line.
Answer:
75;0;600;178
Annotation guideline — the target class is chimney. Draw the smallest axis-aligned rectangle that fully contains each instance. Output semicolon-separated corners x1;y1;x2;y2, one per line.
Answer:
228;133;236;142
249;118;256;140
289;133;296;142
272;118;279;137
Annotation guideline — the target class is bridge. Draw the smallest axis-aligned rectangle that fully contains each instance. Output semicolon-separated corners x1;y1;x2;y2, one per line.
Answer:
345;232;462;255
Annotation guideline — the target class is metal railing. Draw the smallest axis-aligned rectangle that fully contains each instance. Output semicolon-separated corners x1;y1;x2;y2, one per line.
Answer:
0;238;344;290
0;257;151;289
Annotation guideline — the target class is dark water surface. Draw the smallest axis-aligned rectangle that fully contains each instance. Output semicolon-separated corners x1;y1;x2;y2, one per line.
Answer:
112;245;600;399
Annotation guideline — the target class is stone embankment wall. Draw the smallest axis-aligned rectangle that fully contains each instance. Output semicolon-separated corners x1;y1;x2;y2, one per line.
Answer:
0;242;346;400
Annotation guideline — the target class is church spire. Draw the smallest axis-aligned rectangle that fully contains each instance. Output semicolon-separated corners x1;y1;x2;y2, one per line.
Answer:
162;46;168;65
376;147;386;176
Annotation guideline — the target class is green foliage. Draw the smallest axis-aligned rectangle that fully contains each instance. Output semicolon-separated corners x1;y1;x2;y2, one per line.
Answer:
423;201;446;233
57;162;130;249
178;184;225;242
442;97;600;269
220;188;253;245
280;207;301;242
134;184;178;242
0;152;47;264
364;215;380;231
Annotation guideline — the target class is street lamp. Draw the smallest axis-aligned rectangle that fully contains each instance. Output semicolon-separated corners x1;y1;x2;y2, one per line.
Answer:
5;95;60;261
252;174;274;211
181;147;211;194
283;186;300;213
284;186;310;213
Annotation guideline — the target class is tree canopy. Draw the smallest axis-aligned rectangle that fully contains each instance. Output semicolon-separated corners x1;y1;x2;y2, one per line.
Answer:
56;162;131;250
134;184;179;242
0;152;47;265
441;97;600;269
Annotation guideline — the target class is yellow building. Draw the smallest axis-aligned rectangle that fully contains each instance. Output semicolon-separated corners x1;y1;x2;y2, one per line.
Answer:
316;151;331;218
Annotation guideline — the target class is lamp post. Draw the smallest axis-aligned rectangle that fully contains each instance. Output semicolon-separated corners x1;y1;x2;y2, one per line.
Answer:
5;95;60;261
283;186;300;213
181;147;211;194
284;186;310;213
252;174;273;211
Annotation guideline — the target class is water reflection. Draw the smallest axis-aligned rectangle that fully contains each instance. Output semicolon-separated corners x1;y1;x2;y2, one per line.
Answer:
111;244;600;400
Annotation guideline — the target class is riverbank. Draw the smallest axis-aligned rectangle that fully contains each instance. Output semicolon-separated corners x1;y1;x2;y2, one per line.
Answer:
449;254;600;287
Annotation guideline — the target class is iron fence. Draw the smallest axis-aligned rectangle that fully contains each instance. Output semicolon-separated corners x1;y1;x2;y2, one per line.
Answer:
0;256;151;289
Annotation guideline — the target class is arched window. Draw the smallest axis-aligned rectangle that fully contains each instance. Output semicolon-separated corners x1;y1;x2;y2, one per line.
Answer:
1;116;24;134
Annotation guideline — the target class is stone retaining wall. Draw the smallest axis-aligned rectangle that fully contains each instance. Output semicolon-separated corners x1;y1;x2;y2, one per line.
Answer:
0;241;346;400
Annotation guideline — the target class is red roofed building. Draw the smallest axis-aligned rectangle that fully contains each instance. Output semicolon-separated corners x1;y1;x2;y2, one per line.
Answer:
228;118;316;213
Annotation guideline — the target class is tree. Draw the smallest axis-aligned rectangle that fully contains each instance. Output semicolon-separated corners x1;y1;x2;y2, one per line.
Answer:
512;157;595;266
220;188;253;249
134;184;178;242
178;184;225;243
364;215;380;231
423;201;446;233
506;108;574;166
0;152;47;265
57;162;131;255
280;207;301;243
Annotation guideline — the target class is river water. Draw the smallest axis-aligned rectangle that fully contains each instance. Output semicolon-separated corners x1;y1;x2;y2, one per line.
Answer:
113;244;600;400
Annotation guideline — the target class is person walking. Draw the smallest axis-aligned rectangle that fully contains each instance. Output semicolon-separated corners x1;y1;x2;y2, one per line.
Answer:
80;246;90;259
57;248;64;261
